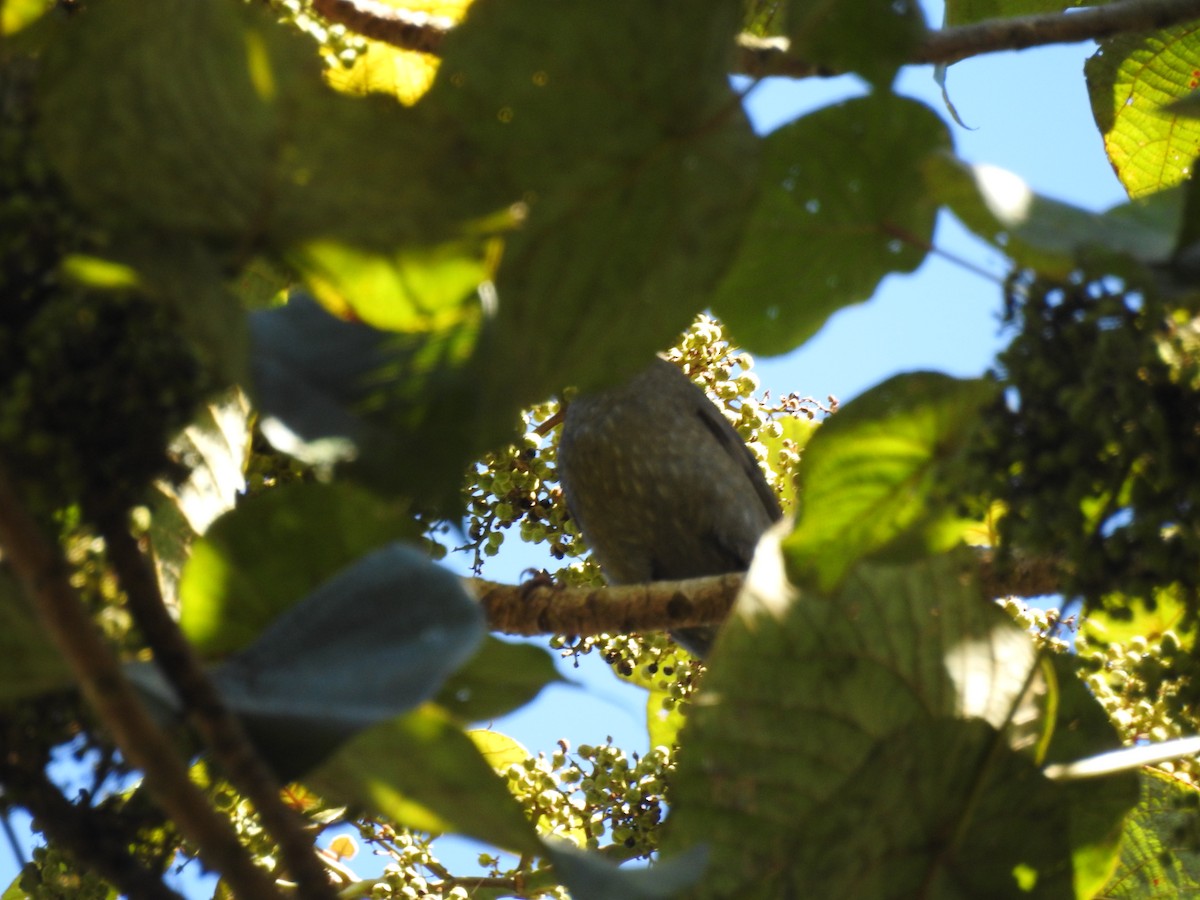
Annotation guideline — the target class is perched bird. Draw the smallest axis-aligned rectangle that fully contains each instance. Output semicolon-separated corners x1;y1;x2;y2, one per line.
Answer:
556;357;782;657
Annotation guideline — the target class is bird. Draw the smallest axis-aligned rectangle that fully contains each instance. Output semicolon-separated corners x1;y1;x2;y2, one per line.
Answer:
556;357;782;657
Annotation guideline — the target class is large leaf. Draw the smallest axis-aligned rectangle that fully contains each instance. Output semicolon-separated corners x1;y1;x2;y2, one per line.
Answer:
308;704;540;853
665;541;1132;897
209;544;484;777
1086;24;1200;199
179;480;417;655
713;94;949;355
784;372;995;592
427;0;759;400
36;0;451;249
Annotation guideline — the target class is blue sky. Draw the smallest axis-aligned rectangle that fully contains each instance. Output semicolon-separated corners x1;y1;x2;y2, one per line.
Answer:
0;13;1136;896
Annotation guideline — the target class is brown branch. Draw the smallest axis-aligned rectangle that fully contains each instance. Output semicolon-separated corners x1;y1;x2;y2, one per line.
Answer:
309;0;1200;77
0;466;285;900
741;0;1200;77
98;518;337;900
917;0;1200;67
469;551;1061;638
470;573;744;638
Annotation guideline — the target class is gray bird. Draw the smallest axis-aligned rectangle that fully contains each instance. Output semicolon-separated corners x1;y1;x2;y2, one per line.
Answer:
556;358;782;657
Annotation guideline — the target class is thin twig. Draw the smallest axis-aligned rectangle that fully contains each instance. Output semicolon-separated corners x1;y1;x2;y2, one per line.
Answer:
0;466;285;900
99;518;338;900
916;0;1200;67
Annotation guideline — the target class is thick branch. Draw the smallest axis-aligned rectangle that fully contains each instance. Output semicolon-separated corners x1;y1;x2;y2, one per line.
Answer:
309;0;1200;76
470;552;1061;638
471;573;743;637
99;519;336;900
0;467;284;900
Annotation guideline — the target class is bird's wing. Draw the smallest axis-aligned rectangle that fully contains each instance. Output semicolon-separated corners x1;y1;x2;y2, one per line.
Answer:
693;400;783;523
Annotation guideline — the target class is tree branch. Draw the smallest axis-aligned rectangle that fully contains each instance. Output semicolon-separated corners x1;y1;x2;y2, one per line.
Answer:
470;551;1061;638
471;573;744;638
98;518;337;900
0;466;285;900
740;0;1200;77
307;0;1200;76
916;0;1200;68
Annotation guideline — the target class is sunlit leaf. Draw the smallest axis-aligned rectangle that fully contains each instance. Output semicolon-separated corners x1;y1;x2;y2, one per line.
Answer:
179;481;417;655
1101;771;1200;897
1086;24;1200;199
309;704;540;853
784;372;995;591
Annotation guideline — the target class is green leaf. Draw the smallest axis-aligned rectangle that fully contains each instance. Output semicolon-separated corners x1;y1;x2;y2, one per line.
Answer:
645;684;688;751
1082;584;1193;650
928;154;1180;277
435;637;565;723
209;543;484;778
179;480;417;655
36;0;450;247
713;94;949;355
665;546;1129;897
308;704;541;853
428;0;759;401
287;236;497;333
1101;770;1200;897
784;373;995;592
1086;25;1200;199
786;0;926;88
0;569;70;702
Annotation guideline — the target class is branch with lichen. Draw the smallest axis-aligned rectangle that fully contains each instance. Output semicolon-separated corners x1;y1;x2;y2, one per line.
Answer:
471;550;1062;638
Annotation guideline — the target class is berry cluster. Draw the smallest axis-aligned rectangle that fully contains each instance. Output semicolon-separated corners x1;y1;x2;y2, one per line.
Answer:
975;272;1200;615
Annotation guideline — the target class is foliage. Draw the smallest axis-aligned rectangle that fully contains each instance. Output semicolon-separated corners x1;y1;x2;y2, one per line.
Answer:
4;0;1200;899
